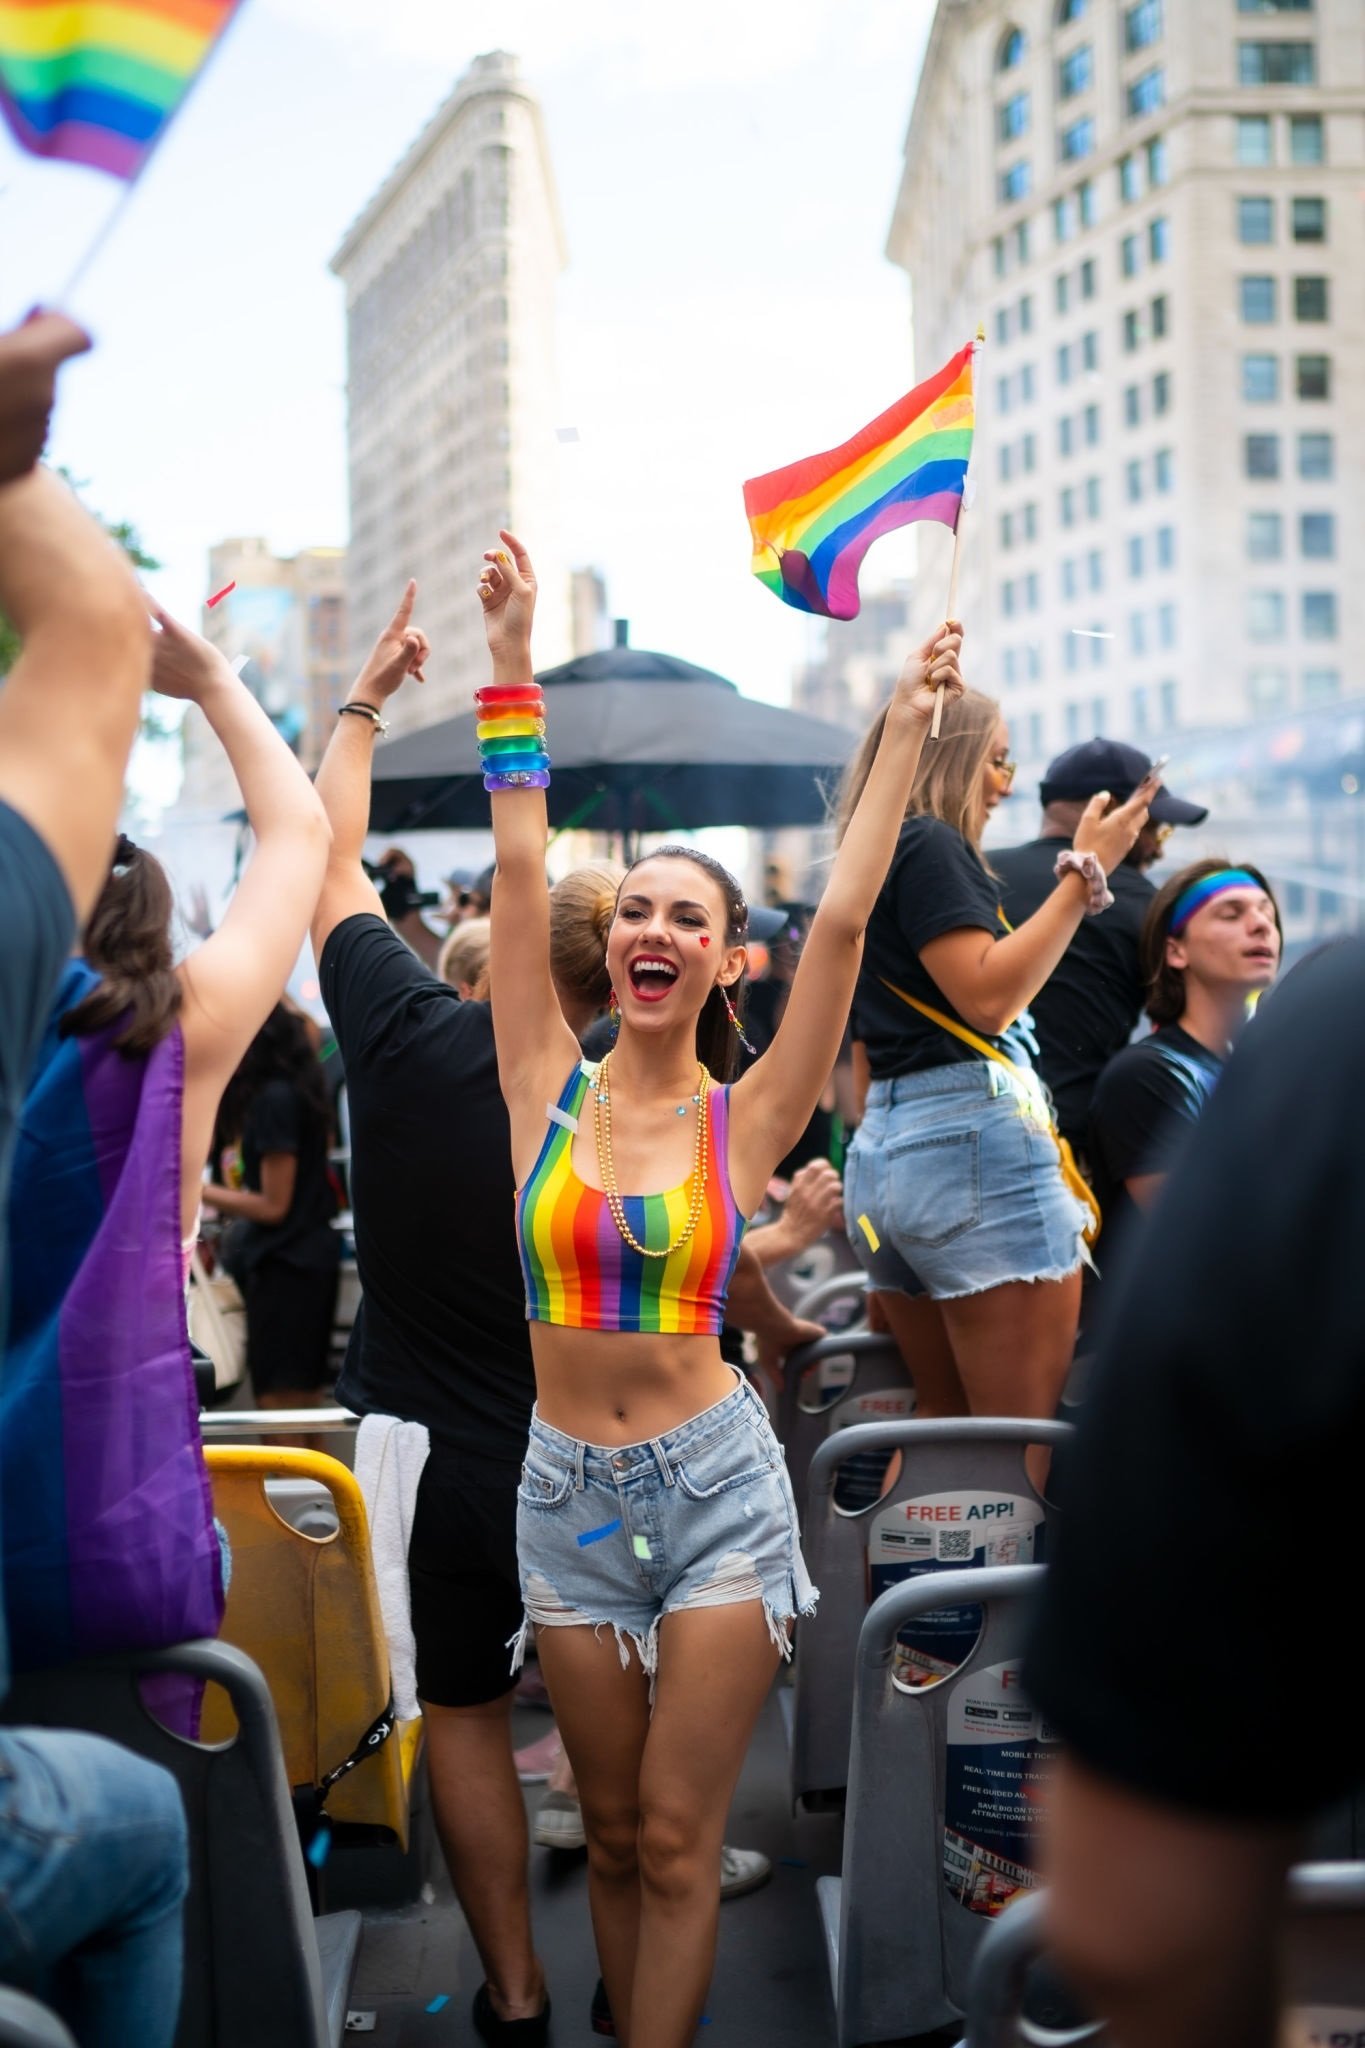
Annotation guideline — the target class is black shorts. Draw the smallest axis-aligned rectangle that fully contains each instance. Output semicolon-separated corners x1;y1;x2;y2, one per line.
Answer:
408;1448;524;1708
242;1259;338;1395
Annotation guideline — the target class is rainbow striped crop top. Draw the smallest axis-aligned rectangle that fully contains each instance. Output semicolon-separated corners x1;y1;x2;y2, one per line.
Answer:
516;1062;746;1334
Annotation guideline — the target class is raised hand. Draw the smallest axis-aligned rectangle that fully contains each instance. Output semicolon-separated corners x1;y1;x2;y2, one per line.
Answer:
1073;776;1160;875
352;579;429;703
780;1158;845;1253
891;618;965;727
148;603;237;701
477;529;537;667
0;312;91;486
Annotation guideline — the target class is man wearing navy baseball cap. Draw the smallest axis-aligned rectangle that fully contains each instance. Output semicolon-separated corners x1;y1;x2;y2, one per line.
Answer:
995;740;1208;1151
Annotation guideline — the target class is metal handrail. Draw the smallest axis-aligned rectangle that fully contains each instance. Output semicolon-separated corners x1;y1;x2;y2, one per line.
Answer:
197;1406;359;1439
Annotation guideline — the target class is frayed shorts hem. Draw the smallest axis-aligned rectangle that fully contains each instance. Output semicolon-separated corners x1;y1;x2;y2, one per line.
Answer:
508;1582;819;1693
905;1253;1088;1304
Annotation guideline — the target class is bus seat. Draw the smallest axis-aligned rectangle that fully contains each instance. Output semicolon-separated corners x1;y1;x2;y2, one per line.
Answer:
777;1331;913;1517
202;1446;421;1851
2;1639;359;2048
818;1565;1047;2047
0;1991;77;2048
791;1418;1070;1811
959;1863;1365;2048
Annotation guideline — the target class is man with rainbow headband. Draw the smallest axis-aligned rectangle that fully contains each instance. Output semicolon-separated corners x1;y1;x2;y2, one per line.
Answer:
1086;859;1281;1290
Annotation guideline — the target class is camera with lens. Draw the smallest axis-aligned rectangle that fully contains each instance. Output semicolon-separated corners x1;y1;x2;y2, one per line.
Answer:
363;854;441;921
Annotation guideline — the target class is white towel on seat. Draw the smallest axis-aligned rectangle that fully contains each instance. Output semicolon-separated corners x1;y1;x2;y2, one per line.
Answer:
353;1412;430;1721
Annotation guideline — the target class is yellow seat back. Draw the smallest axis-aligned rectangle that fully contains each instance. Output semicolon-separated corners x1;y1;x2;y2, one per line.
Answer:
203;1445;420;1847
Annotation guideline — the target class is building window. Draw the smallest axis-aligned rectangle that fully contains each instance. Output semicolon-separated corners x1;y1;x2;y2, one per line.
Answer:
1022;429;1037;470
1062;556;1079;598
1238;41;1315;86
1080;258;1097;299
995;306;1011;345
1154;448;1173;493
1023;501;1038;541
1124;383;1141;426
1289;114;1324;164
993;235;1007;278
1153;370;1171;413
1028;709;1045;753
1302;591;1338;639
1247;668;1290;714
1247;512;1283;560
1131;684;1150;735
1303;668;1340;705
1118;153;1141;203
1059;45;1094;98
1121;233;1141;278
1159;680;1178;728
1126;458;1143;502
1001;160;1033;203
1085;476;1102;518
1057;0;1089;20
1298;432;1333;478
1146;135;1169;185
1236;115;1273;165
996;374;1012;414
1065;699;1082;736
1057;341;1073;384
1148;215;1170;262
1055;272;1070;314
1019;293;1035;333
1128;534;1145;578
1125;0;1163;53
1242;353;1279;401
1245;433;1280;478
1087;549;1104;591
999;91;1031;141
1296;354;1330;399
1240;275;1276;323
1129;611;1147;656
1061;117;1096;161
1058;415;1075;457
1247;591;1285;640
1025;571;1041;610
1237;196;1274;244
1157;602;1176;649
1156;524;1175;568
1078;178;1097;226
1020;362;1036;401
1083;402;1101;445
1061;487;1077;529
1081;328;1099;369
1003;647;1018;686
1301;512;1335;559
1126;67;1165;117
1002;579;1017;617
999;443;1015;483
1151;293;1168;336
1054;193;1077;242
998;26;1027;70
1292;196;1326;242
1016;224;1031;269
1000;511;1015;550
1123;308;1141;351
1294;276;1328;320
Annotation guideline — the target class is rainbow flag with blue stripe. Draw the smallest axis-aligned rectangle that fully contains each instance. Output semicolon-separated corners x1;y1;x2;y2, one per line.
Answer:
0;0;244;181
743;341;976;621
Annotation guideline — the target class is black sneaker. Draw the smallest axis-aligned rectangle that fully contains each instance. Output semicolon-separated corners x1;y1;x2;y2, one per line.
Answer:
590;1977;616;2037
471;1982;551;2045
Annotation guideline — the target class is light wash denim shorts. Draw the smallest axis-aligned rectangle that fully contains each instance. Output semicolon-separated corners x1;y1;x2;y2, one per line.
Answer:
510;1371;817;1680
844;1062;1091;1302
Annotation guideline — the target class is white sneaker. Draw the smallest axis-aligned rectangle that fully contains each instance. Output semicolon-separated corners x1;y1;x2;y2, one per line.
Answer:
532;1789;587;1851
719;1843;771;1900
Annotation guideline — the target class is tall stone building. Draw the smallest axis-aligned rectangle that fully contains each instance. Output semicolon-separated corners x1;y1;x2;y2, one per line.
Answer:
331;51;570;736
887;0;1364;778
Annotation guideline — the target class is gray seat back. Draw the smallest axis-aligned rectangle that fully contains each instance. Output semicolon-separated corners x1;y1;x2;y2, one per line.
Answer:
792;1420;1069;1809
830;1565;1048;2046
3;1639;352;2048
778;1332;914;1516
0;1992;78;2048
962;1864;1365;2047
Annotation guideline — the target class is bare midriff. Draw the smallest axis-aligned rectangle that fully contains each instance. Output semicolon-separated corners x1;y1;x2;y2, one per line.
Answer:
529;1323;739;1447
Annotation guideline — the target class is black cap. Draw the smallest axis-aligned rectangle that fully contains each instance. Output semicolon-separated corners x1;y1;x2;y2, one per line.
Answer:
1039;740;1208;826
745;904;795;943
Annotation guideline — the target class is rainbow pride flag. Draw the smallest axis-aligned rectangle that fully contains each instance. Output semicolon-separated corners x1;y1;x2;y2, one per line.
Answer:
0;0;244;181
743;340;976;621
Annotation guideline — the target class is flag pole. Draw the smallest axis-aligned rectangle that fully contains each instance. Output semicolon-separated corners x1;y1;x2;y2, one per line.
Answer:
931;323;984;741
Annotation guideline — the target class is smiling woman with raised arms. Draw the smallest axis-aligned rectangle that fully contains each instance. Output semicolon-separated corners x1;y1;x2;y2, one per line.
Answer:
475;532;962;2048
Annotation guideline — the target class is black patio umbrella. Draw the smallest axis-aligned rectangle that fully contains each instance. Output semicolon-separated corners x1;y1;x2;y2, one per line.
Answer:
367;631;860;839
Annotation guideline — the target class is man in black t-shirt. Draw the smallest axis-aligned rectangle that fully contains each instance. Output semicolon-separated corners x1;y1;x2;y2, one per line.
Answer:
1087;859;1280;1289
1028;940;1365;2048
995;740;1207;1149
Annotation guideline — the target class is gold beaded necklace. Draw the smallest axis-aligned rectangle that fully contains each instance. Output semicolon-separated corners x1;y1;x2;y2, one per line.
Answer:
592;1049;712;1259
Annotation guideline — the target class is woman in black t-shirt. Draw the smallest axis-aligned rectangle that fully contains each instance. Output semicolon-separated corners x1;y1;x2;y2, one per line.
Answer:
840;684;1157;1429
206;1003;340;1423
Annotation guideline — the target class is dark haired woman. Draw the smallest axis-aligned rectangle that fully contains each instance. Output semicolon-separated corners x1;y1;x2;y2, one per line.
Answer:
205;1002;340;1426
1;609;330;1671
1088;858;1281;1281
836;687;1158;1440
476;531;962;2048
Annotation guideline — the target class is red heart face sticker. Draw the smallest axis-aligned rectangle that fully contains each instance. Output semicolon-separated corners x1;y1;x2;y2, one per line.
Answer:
699;935;710;947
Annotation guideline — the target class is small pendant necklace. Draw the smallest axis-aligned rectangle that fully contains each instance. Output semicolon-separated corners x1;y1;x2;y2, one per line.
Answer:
592;1049;712;1259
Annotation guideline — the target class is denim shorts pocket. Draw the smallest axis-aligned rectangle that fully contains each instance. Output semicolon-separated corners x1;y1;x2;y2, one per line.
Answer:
885;1128;981;1248
517;1457;575;1511
674;1425;777;1503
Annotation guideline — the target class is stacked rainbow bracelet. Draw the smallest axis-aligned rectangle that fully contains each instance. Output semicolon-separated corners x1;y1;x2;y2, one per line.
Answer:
476;683;550;791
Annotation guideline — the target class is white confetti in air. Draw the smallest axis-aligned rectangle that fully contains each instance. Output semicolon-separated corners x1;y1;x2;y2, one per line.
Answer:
1069;628;1115;639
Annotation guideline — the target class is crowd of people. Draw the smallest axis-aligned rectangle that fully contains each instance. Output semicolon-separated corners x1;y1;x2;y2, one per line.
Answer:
1;309;1360;2048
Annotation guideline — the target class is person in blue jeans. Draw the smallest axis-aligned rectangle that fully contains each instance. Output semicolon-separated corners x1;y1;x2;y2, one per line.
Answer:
0;321;189;2048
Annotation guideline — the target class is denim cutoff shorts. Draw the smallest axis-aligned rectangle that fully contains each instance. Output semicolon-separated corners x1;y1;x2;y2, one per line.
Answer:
510;1371;817;1681
844;1061;1091;1302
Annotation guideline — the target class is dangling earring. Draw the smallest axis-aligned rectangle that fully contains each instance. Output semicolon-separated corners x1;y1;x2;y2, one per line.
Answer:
721;984;756;1055
607;989;620;1040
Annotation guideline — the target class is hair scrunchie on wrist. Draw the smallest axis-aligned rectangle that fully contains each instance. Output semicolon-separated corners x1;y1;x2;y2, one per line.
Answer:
1054;847;1113;916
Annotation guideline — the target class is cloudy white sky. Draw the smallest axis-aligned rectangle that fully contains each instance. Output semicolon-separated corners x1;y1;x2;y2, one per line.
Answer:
3;0;940;745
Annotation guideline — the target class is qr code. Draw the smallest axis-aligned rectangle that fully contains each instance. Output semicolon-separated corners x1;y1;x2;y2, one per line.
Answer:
938;1528;972;1561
